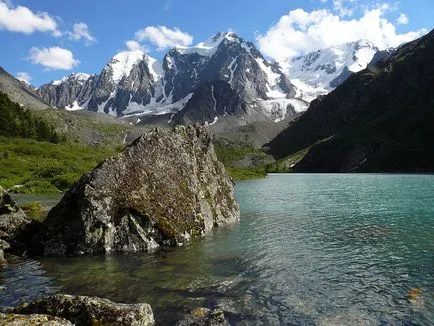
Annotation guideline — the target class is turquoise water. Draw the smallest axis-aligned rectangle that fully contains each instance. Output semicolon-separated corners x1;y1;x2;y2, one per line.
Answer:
1;174;433;325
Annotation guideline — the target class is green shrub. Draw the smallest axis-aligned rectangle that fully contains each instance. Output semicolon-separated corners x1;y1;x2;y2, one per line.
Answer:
13;180;60;194
51;173;80;190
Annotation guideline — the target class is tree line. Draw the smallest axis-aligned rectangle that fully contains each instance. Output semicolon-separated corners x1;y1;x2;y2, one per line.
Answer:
0;91;63;143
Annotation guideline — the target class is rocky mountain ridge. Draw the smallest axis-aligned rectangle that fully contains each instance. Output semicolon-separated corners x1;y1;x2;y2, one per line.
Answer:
34;33;398;130
38;32;305;123
281;40;386;102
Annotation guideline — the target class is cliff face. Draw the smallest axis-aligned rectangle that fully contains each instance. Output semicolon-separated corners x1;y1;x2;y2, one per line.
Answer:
38;124;239;255
268;29;434;172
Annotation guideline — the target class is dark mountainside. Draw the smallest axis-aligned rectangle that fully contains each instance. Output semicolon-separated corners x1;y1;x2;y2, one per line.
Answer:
267;29;434;172
172;80;247;124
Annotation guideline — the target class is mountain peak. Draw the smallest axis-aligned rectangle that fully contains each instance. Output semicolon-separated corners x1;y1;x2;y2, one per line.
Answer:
211;31;240;43
174;31;242;57
51;72;91;86
107;50;147;83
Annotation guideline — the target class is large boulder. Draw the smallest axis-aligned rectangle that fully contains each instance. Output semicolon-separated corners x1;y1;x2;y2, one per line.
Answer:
35;124;239;255
13;294;154;326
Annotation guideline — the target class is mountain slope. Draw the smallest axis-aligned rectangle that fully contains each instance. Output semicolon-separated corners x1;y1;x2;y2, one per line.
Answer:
268;29;434;172
0;67;49;110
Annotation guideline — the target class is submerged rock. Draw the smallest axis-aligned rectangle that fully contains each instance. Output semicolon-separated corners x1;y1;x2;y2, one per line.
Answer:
35;124;239;255
177;307;230;326
13;294;154;326
0;313;73;325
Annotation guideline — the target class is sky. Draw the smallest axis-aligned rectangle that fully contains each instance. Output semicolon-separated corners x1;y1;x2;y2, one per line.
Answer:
0;0;432;87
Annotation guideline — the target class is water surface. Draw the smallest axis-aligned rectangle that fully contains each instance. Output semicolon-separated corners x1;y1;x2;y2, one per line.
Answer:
1;174;433;325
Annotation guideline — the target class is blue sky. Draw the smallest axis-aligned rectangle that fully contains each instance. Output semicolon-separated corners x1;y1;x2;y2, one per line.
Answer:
0;0;432;86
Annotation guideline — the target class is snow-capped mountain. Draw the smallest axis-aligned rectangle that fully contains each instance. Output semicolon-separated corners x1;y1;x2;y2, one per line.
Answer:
37;72;95;110
38;32;307;123
282;40;379;102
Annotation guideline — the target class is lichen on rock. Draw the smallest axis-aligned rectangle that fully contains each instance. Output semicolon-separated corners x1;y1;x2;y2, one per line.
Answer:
35;124;239;255
13;294;154;326
0;313;73;326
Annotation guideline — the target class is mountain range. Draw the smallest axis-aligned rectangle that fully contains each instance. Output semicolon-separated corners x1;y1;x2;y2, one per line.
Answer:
35;32;387;126
1;28;432;172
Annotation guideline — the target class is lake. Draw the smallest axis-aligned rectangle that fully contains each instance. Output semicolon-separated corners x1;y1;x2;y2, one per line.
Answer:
1;174;433;325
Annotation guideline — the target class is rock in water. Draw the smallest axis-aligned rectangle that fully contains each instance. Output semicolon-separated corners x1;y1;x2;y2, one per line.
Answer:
0;313;73;326
13;294;154;326
177;307;230;326
38;124;239;255
0;186;31;266
0;186;29;240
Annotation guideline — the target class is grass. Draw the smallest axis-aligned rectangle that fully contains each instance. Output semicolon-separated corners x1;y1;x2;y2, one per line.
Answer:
0;136;116;194
227;167;266;180
265;146;311;173
214;144;260;166
214;143;269;180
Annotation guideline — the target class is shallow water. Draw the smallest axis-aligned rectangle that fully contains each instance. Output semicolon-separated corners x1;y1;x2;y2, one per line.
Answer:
1;174;433;325
14;193;62;220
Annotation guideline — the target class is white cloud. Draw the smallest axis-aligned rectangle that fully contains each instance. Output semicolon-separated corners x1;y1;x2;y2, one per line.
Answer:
134;25;193;51
333;0;356;16
16;72;32;84
28;46;79;70
67;22;96;45
0;1;59;36
256;8;426;60
125;40;148;52
396;13;409;25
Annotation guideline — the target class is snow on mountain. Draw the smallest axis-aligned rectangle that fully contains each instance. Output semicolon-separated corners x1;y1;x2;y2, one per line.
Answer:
51;73;91;86
282;40;379;102
107;50;148;83
38;32;310;122
175;32;238;57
